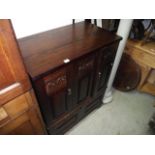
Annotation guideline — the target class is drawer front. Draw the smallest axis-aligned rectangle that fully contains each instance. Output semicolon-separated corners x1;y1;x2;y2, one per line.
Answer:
48;112;78;135
0;90;44;135
126;44;155;68
0;106;43;135
44;69;67;95
0;92;32;126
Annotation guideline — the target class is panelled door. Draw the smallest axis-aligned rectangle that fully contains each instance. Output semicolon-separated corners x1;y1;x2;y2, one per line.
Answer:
75;53;96;104
93;43;118;98
34;64;77;126
44;68;68;118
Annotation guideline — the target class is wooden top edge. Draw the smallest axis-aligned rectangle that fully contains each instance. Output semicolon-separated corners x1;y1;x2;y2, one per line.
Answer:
18;21;122;80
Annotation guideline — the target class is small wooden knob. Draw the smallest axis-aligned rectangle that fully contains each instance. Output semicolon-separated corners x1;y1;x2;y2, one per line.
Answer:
67;88;72;95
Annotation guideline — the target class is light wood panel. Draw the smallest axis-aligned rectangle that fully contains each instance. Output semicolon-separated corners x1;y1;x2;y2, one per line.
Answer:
0;107;43;135
0;90;45;135
0;19;45;134
126;40;155;96
0;19;31;105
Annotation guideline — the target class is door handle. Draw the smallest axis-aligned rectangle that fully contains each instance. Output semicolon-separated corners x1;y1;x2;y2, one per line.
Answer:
98;72;102;78
67;88;72;95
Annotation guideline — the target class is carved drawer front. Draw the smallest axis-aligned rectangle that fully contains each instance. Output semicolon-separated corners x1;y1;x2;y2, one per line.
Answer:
44;69;67;95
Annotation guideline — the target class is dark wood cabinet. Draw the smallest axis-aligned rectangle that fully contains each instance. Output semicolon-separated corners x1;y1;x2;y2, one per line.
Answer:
76;53;95;103
44;68;67;118
33;64;78;126
18;21;121;134
93;43;119;98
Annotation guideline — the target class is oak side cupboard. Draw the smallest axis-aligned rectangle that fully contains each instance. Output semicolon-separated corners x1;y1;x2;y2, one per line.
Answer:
18;21;122;134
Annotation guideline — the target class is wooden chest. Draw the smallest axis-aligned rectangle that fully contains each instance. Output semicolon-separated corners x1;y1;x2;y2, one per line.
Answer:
18;22;121;134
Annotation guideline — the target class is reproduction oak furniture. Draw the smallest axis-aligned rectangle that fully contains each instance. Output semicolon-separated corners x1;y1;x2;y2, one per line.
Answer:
0;20;44;134
126;40;155;96
18;21;122;134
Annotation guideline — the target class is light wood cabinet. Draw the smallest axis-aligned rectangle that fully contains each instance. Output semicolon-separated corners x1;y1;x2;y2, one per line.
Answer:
126;40;155;96
0;19;44;134
0;91;44;135
0;20;31;105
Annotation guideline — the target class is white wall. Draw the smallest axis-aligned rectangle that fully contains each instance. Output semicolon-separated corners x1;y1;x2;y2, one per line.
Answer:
12;19;84;39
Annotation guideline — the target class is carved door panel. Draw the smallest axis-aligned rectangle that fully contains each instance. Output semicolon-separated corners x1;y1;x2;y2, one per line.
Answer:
34;65;77;126
43;68;69;119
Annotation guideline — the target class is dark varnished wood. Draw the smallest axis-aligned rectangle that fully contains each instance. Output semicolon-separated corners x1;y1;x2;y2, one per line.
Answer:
92;43;119;97
18;21;121;80
18;21;121;134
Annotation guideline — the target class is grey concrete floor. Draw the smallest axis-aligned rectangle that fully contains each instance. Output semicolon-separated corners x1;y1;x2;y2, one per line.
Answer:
66;89;155;135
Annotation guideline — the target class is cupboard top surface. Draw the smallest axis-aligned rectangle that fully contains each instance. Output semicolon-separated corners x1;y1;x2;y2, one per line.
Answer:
18;21;121;80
